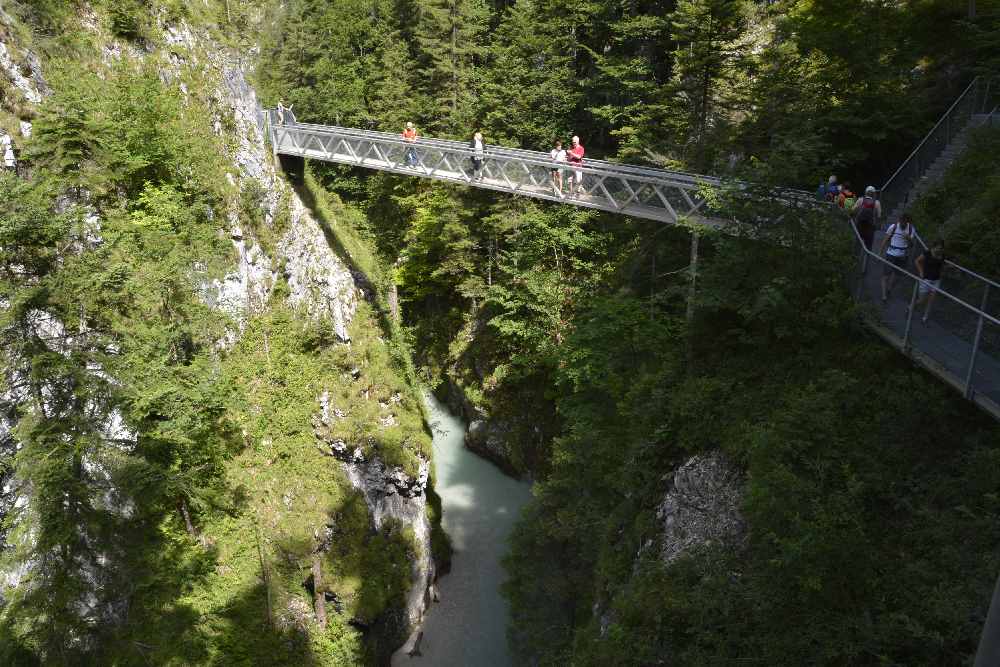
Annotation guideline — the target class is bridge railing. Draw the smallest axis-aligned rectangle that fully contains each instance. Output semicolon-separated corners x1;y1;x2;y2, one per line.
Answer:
847;220;1000;417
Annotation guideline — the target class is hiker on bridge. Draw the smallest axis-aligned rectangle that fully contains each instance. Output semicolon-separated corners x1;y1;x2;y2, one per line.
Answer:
880;212;916;302
837;182;855;209
550;140;566;194
852;185;881;250
470;131;485;181
820;174;839;202
403;122;418;167
915;240;946;323
567;136;585;196
276;100;293;125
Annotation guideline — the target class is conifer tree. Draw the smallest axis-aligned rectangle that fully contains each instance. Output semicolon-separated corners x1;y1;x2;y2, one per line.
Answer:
666;0;749;171
411;0;489;134
479;0;579;147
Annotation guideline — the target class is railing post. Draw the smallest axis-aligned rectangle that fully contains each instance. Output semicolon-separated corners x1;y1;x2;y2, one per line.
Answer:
964;284;990;399
975;570;1000;667
902;278;920;351
855;242;868;301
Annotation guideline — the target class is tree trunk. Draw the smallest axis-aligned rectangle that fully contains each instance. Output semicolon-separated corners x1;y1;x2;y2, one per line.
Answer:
178;498;197;537
686;231;699;367
312;554;327;629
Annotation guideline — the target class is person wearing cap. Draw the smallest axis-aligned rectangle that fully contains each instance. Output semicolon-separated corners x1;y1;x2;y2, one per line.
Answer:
825;174;839;202
852;186;882;250
402;122;418;167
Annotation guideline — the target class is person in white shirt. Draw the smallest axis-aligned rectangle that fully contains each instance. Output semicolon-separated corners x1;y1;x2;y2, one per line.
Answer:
470;131;485;181
879;212;916;301
549;140;566;194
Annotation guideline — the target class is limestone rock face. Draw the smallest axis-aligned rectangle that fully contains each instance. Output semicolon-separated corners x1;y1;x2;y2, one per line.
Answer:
276;196;357;342
313;397;435;653
656;452;745;564
209;61;358;340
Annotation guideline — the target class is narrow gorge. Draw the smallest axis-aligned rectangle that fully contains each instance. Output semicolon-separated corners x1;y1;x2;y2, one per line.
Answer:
2;1;1000;666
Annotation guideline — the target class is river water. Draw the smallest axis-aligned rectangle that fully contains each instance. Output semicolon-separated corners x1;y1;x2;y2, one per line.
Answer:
392;392;532;666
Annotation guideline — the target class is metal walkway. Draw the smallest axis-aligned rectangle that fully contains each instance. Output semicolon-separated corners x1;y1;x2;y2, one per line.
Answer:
262;107;1000;420
848;226;1000;418
266;109;728;226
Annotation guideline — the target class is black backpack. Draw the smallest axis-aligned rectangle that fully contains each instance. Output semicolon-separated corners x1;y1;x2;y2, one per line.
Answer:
856;197;877;225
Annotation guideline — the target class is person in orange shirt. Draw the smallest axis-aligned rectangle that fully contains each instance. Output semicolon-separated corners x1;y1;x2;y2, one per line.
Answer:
402;122;418;167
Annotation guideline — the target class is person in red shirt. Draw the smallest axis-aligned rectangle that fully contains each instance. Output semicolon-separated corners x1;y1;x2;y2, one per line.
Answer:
402;122;418;167
567;135;585;195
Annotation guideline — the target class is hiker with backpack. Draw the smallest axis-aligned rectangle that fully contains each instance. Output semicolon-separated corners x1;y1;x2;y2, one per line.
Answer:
838;182;855;210
879;212;916;302
852;185;881;250
825;175;839;202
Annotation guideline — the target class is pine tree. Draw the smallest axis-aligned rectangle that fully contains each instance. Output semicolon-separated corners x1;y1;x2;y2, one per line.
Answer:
411;0;489;135
588;0;677;161
666;0;750;171
479;0;580;147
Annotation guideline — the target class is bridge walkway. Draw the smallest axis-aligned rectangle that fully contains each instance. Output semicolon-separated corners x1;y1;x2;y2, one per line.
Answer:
261;107;1000;420
266;110;732;227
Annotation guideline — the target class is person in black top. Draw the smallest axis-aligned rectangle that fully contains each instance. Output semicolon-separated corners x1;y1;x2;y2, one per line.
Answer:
915;240;946;323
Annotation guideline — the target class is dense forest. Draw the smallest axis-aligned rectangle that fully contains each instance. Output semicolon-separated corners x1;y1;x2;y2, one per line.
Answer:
1;0;1000;664
256;0;1000;664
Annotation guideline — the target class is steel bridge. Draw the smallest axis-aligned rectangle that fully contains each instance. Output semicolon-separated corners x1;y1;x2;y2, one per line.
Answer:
265;109;731;227
262;106;1000;420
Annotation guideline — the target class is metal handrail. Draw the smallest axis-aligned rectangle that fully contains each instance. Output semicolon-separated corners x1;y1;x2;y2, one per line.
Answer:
910;229;1000;293
855;225;1000;326
275;123;719;189
880;77;980;194
284;120;723;186
271;110;1000;300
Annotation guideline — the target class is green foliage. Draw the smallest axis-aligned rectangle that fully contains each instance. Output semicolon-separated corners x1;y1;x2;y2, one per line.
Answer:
0;46;241;661
502;231;1000;664
909;124;1000;279
106;0;151;40
0;13;434;663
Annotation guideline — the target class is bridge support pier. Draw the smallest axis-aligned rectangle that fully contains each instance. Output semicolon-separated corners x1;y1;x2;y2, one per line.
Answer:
686;231;699;367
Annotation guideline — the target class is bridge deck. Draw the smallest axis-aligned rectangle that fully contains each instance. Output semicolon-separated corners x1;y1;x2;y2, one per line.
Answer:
269;117;730;226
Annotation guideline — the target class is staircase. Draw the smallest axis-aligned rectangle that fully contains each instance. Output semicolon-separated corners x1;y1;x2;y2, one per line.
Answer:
884;113;995;226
